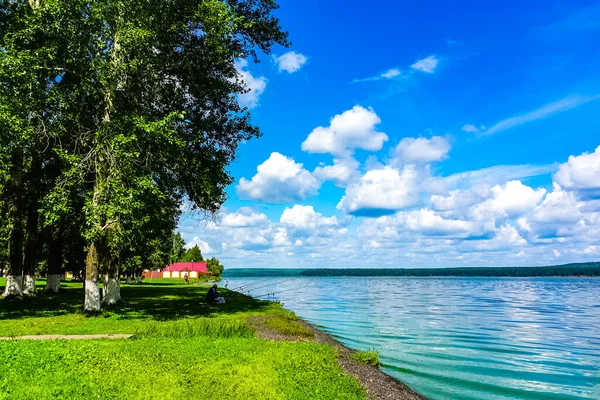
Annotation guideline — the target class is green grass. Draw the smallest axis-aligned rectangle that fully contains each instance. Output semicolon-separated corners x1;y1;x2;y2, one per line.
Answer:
349;350;381;367
0;278;366;399
263;316;315;338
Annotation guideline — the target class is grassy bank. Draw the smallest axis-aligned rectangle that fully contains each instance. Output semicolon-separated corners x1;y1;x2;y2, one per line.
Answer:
0;278;365;399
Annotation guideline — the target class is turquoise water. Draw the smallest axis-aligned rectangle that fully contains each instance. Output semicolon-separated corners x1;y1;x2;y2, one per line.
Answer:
229;277;600;400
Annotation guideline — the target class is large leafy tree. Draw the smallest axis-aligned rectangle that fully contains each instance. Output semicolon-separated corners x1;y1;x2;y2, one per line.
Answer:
1;0;288;307
182;245;204;263
170;233;186;264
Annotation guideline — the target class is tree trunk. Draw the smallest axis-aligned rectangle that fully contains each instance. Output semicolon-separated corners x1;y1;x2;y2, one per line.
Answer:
3;149;24;298
44;225;63;293
135;270;141;284
125;273;131;284
23;172;41;294
102;256;121;305
84;242;101;311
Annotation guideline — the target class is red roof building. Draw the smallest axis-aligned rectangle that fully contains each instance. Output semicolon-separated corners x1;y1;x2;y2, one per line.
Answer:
162;262;207;278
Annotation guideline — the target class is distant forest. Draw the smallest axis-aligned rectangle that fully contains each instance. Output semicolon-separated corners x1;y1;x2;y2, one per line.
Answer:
223;262;600;278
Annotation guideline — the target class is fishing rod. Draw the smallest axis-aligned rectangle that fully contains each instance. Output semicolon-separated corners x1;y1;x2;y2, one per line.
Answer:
240;279;286;294
232;280;266;291
233;277;282;292
253;285;306;299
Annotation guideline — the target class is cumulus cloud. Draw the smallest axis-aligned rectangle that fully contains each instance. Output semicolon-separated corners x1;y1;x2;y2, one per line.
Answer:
531;185;581;223
462;124;478;133
237;152;320;203
469;225;527;251
273;51;308;73
402;209;473;236
185;237;214;254
235;59;267;109
473;180;547;217
220;208;269;227
313;157;360;188
430;189;483;211
339;166;420;216
411;55;438;73
392;136;451;164
554;145;600;191
301;106;388;156
280;205;340;236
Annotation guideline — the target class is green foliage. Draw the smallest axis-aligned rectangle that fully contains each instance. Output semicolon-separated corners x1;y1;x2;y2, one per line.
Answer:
206;256;224;277
182;245;203;262
349;350;381;367
0;0;289;303
170;233;186;264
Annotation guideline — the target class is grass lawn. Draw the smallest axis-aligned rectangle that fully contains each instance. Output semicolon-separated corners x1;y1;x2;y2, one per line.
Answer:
0;278;365;400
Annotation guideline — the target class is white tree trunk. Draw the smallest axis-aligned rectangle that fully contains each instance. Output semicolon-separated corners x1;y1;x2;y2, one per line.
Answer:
126;275;131;284
22;275;36;294
2;275;23;297
102;274;121;305
135;274;141;284
44;274;61;293
84;280;101;311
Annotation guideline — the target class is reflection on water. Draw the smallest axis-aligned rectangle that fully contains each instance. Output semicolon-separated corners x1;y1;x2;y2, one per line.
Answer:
230;277;600;400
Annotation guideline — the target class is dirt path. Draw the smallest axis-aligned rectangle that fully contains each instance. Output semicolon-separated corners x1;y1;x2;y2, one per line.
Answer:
248;316;426;400
0;334;133;341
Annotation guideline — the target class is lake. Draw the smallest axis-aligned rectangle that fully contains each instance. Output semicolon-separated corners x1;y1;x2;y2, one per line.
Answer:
227;277;600;400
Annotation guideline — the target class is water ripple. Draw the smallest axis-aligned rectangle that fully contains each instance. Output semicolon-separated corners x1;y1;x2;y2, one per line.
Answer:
231;277;600;400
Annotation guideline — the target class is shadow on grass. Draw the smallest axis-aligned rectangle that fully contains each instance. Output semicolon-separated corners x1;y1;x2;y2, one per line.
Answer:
0;281;272;322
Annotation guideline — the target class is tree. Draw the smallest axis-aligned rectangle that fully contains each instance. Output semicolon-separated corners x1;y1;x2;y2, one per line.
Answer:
206;257;224;277
182;245;203;263
170;233;186;264
1;0;288;308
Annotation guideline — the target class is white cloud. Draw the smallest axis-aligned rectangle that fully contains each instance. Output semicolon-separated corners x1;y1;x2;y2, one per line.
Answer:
221;208;269;227
313;157;360;188
280;205;339;236
483;94;600;136
462;124;479;133
403;209;473;236
430;189;483;211
235;59;267;109
302;106;388;156
553;249;561;258
411;55;438;73
471;225;527;251
339;166;420;216
436;164;553;192
185;237;214;254
392;136;451;164
353;68;402;83
474;180;547;217
381;69;401;78
531;185;581;223
554;145;600;190
237;152;320;203
273;51;308;73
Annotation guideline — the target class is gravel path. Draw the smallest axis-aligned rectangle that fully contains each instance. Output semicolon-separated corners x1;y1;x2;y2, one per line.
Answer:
0;334;133;341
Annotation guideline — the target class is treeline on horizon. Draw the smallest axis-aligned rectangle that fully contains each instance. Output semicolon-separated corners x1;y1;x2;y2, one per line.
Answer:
223;262;600;278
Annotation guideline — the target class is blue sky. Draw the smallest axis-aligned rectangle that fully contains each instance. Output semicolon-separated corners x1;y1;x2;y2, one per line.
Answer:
179;0;600;268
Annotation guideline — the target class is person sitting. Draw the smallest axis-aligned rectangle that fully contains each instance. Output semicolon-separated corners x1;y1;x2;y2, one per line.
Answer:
206;284;225;304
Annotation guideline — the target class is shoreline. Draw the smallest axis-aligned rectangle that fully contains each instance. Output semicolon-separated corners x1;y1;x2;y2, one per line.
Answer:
246;297;426;400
